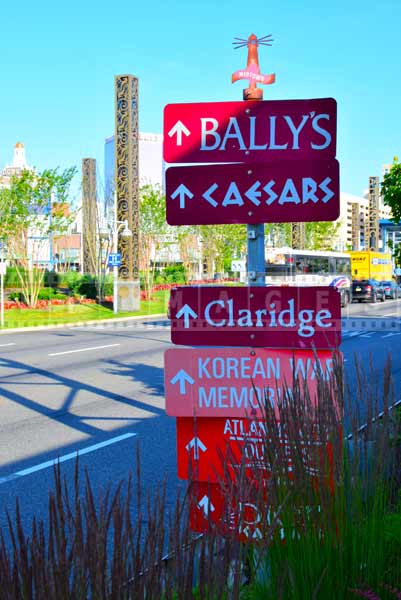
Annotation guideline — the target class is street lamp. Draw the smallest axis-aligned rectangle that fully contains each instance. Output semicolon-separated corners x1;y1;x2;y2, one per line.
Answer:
111;219;132;314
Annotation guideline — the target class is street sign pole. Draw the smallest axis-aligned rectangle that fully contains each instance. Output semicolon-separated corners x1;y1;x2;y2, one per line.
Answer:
240;35;267;287
247;223;265;285
113;235;119;315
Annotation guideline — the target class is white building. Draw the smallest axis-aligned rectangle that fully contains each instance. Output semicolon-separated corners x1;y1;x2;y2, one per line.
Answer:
334;189;392;251
0;142;32;189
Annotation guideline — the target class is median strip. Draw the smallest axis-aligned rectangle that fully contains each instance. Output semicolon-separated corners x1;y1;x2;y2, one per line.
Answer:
0;432;137;485
48;343;120;356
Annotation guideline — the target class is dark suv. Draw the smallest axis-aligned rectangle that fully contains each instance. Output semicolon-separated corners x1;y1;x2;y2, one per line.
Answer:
382;280;399;299
352;279;386;303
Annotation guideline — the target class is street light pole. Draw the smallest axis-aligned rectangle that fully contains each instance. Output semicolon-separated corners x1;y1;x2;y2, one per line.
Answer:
113;226;119;315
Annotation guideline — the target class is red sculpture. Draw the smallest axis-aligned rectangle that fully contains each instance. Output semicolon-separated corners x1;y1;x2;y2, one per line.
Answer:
232;33;276;100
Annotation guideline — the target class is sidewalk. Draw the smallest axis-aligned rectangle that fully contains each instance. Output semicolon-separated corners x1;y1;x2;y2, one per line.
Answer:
0;313;167;335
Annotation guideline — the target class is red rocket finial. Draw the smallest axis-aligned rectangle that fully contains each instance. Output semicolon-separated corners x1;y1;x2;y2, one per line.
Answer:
232;34;276;100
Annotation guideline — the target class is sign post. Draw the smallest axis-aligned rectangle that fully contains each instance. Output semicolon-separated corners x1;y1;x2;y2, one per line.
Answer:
238;34;271;285
163;33;341;540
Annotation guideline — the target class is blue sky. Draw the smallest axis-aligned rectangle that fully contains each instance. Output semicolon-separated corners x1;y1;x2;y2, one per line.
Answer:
0;0;400;202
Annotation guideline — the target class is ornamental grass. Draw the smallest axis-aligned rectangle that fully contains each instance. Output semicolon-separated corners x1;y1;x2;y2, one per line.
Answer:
0;355;399;599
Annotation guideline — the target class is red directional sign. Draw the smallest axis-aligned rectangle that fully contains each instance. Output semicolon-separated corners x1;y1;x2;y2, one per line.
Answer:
169;286;341;348
189;481;270;540
164;347;339;417
176;417;320;482
163;98;336;164
166;159;339;226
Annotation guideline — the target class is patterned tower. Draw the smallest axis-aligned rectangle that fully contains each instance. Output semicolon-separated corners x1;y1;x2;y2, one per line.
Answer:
114;74;140;310
82;158;97;275
291;222;306;249
368;176;380;251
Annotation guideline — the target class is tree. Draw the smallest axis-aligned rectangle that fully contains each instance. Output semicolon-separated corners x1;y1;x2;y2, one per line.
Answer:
381;158;401;224
305;221;341;250
199;224;246;277
381;158;401;269
177;226;200;280
139;184;170;298
0;167;77;307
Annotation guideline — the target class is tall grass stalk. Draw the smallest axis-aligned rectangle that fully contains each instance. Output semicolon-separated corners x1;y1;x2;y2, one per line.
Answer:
239;354;401;599
0;447;247;599
0;355;399;598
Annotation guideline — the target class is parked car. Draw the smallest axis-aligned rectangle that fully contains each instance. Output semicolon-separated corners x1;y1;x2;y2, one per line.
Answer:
352;279;386;303
382;280;399;299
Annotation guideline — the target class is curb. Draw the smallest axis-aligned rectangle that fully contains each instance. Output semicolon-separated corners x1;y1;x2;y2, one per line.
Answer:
0;313;168;335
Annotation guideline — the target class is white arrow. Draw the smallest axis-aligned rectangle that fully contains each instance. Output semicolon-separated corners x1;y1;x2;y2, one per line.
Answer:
170;369;195;394
168;120;191;146
198;495;215;517
186;437;207;459
202;183;218;207
264;180;278;205
245;181;262;206
175;304;197;328
171;184;194;209
320;177;334;203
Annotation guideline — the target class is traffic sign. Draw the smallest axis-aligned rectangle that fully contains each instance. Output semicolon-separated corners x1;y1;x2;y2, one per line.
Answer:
188;481;274;541
177;417;285;481
107;253;122;267
163;98;336;164
165;347;339;417
166;159;339;225
0;262;6;276
169;286;341;348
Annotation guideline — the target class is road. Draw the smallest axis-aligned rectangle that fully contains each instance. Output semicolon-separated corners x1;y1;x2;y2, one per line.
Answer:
0;299;400;538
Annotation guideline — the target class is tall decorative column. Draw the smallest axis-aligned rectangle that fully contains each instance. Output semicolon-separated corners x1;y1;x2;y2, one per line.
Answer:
82;158;97;275
114;74;140;310
368;176;380;251
291;222;305;249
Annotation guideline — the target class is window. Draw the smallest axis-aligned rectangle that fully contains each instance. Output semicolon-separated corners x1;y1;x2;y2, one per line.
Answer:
335;257;351;275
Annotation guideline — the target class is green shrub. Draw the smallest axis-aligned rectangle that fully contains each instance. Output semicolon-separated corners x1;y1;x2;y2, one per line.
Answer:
58;270;81;290
8;291;23;301
72;274;97;299
4;267;24;289
44;270;59;288
37;287;56;300
155;264;186;284
103;276;113;296
65;274;113;299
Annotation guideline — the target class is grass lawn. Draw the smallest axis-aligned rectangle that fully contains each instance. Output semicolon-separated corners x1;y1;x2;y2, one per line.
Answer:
1;290;170;329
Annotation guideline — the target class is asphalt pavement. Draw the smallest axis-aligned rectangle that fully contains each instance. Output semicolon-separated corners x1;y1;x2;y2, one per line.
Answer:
0;301;400;541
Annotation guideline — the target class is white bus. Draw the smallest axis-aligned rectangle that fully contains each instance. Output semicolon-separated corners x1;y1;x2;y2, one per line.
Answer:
265;247;352;307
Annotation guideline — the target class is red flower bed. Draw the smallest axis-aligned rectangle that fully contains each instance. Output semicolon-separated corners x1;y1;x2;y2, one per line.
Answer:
3;279;239;311
4;296;84;310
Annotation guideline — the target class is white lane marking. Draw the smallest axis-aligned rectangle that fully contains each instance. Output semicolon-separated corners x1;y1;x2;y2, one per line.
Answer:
0;343;16;347
381;312;401;317
48;343;120;356
0;432;136;485
382;332;401;339
345;331;362;338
